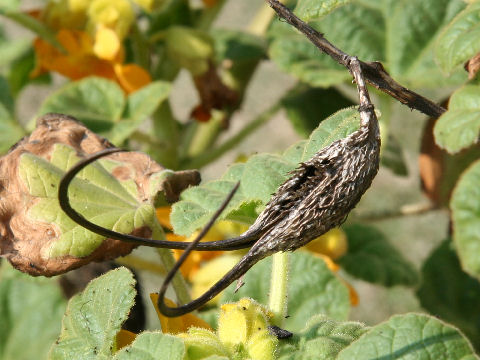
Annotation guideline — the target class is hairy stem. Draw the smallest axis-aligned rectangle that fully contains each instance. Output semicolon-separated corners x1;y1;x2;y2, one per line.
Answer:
269;252;289;327
265;0;446;118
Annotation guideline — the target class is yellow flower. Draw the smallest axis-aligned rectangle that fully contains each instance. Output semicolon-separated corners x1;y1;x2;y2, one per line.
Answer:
31;29;151;93
41;0;91;31
156;206;248;281
176;298;277;360
304;228;348;260
150;294;212;334
190;253;243;305
86;0;134;41
218;298;277;360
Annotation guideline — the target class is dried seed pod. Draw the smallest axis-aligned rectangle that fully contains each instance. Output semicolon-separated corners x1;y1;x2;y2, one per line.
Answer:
157;57;381;316
58;58;380;317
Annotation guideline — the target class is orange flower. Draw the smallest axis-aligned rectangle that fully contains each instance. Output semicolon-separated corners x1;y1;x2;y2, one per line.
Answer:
150;294;212;334
31;29;150;93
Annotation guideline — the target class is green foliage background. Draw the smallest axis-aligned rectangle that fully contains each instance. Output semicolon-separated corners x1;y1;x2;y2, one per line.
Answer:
1;0;480;359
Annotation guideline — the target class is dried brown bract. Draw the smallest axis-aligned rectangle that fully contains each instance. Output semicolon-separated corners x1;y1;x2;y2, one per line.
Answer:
0;113;195;276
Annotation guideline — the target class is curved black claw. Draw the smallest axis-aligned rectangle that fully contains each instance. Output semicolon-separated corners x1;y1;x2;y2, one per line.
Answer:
58;148;256;251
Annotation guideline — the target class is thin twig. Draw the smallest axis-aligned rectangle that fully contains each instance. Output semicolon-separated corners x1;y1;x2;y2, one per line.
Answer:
265;0;446;118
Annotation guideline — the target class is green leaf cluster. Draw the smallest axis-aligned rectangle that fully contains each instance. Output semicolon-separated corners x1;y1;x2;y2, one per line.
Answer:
48;267;478;360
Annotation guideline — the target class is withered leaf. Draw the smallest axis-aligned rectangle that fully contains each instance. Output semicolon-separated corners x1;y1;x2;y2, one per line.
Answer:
0;113;192;276
464;52;480;80
420;113;480;206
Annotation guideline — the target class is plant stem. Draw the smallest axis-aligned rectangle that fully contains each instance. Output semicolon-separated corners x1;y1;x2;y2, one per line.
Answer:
269;252;289;327
180;102;281;169
265;0;446;118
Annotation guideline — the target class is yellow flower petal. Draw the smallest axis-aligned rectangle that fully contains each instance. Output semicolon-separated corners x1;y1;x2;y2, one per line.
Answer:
156;206;173;229
131;0;165;12
218;298;276;360
304;228;348;260
115;329;137;350
93;25;121;60
190;254;242;305
87;0;134;40
149;293;212;334
41;0;89;30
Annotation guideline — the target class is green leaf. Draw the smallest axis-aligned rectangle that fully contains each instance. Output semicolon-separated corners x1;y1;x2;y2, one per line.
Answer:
268;21;350;88
114;332;185;360
0;33;30;69
19;143;165;258
0;77;24;154
212;29;266;63
387;0;466;82
49;267;136;360
38;77;125;134
0;10;60;48
0;0;19;11
417;239;480;351
434;85;480;154
295;0;353;22
340;224;418;286
220;251;351;332
277;316;367;360
0;262;66;360
337;313;478;360
435;2;480;74
7;47;51;97
107;81;171;144
451;160;480;278
269;0;467;88
282;86;354;138
171;107;360;236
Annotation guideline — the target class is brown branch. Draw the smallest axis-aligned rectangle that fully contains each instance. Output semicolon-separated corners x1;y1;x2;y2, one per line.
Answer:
266;0;446;118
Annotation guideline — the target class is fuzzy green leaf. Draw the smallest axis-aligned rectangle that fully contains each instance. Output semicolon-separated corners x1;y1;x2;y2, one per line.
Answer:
277;316;367;360
107;81;171;144
171;107;360;236
282;86;354;138
451;160;480;278
387;0;466;82
38;77;125;133
434;85;480;154
268;21;350;88
270;0;467;88
0;77;24;153
295;0;353;22
340;224;418;286
49;267;136;360
435;2;480;74
19;143;165;258
417;239;480;350
337;313;478;360
220;251;351;332
0;263;66;360
114;332;184;360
